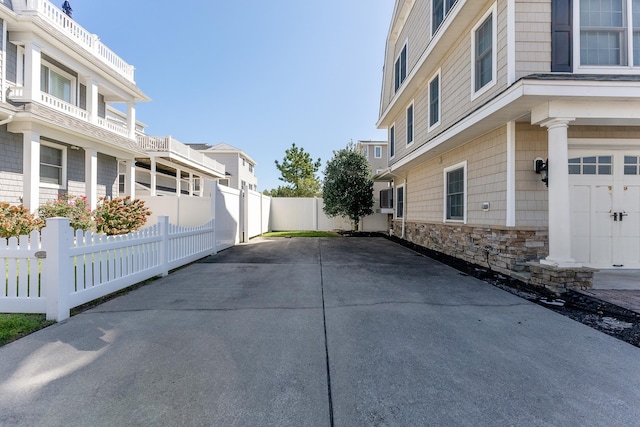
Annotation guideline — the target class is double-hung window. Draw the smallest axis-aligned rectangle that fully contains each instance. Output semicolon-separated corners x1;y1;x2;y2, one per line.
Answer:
375;146;382;158
428;71;441;129
579;0;640;66
472;6;496;95
444;162;466;222
432;0;458;35
41;63;73;103
40;141;66;188
406;103;414;145
394;44;407;92
389;125;396;158
396;185;404;218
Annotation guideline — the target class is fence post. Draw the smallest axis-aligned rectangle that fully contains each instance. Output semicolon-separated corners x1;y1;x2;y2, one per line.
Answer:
211;181;218;255
242;185;249;242
42;217;74;322
158;216;169;277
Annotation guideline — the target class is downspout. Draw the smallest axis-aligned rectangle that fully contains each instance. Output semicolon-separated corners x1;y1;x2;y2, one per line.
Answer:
0;114;15;126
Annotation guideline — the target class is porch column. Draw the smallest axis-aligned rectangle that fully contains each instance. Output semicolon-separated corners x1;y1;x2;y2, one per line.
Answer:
84;149;98;211
127;101;136;139
540;118;579;267
150;157;157;197
22;131;40;213
24;42;41;102
175;167;181;197
188;172;194;196
84;78;98;124
124;159;136;199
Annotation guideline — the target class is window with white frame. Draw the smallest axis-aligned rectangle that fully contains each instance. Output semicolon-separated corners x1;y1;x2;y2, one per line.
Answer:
394;43;407;92
389;125;396;158
579;0;640;67
396;185;404;218
432;0;458;35
375;146;382;158
472;6;496;95
40;141;66;188
406;103;414;145
444;162;466;222
428;71;441;129
41;63;74;103
249;163;254;173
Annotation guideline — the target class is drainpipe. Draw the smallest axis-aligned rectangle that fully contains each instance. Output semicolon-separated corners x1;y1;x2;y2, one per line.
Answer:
401;177;407;239
0;114;15;126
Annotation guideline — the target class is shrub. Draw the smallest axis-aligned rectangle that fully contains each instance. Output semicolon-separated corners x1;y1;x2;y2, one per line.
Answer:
38;195;94;231
0;203;45;239
93;196;151;235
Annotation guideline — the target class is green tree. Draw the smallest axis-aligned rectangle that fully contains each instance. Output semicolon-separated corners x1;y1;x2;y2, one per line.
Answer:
322;143;374;230
271;143;322;197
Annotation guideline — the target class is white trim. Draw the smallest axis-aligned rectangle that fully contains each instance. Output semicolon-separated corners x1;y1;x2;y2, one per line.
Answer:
427;68;441;131
390;0;416;44
41;59;77;104
406;100;415;146
374;146;382;158
443;160;467;224
507;0;516;85
394;40;408;93
395;183;405;219
39;139;67;190
506;121;516;226
471;3;497;100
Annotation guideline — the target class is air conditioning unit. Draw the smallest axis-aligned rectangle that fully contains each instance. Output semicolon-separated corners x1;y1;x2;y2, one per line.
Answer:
379;188;393;209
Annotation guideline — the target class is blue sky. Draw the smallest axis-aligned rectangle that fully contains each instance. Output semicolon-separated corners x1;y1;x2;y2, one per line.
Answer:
68;0;394;191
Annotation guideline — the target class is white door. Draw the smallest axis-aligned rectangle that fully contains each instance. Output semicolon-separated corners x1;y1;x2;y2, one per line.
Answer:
570;152;640;268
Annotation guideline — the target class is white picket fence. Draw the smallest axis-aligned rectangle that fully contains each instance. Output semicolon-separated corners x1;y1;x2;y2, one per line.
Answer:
0;216;215;321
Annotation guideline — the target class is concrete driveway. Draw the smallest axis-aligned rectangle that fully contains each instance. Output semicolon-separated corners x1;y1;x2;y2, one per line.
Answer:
1;237;640;426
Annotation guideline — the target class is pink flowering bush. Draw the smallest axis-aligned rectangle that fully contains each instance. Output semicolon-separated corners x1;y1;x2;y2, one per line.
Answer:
93;196;151;235
38;194;93;231
0;203;44;238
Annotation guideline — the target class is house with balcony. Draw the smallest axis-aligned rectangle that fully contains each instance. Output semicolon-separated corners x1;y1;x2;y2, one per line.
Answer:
0;1;225;212
377;0;640;289
190;143;258;191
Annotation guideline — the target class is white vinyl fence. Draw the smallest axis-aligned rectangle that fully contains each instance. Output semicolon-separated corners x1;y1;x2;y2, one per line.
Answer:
0;216;215;322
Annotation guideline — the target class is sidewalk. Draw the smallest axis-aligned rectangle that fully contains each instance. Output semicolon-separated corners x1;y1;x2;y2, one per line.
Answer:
1;237;640;426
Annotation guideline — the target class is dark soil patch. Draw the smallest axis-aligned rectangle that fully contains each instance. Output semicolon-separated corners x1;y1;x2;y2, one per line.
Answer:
343;232;640;348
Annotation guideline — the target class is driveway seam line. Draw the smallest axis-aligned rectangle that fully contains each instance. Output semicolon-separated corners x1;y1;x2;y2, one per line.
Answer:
319;240;335;427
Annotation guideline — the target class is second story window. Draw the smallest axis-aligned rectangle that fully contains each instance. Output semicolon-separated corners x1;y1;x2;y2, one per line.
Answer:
472;6;496;95
406;103;414;145
580;0;640;66
429;72;441;129
375;146;382;158
432;0;458;35
41;64;73;103
390;125;396;158
394;44;407;92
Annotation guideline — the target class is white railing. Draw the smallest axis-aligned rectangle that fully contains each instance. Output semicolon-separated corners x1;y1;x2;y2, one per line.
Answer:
136;135;226;176
0;216;215;321
97;117;130;137
40;92;88;120
12;0;135;82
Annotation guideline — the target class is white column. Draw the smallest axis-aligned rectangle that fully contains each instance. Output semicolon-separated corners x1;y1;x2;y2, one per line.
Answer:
24;42;41;102
150;157;157;197
22;131;40;212
127;101;136;139
85;149;98;211
175;167;181;197
540;118;579;267
188;172;194;196
84;78;98;124
124;160;136;199
506;121;516;227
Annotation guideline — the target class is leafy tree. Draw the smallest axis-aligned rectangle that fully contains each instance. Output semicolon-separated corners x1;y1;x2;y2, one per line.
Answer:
322;143;374;230
271;143;322;197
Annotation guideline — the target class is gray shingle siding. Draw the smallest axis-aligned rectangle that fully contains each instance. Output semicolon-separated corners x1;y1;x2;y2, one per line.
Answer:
6;40;17;84
0;127;24;204
98;94;106;118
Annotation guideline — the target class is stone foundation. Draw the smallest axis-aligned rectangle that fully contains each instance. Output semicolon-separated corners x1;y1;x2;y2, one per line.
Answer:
391;220;594;293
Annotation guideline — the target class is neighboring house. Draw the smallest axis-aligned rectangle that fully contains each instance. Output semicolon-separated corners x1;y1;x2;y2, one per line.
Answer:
191;143;258;191
356;140;394;215
0;1;224;211
376;0;640;286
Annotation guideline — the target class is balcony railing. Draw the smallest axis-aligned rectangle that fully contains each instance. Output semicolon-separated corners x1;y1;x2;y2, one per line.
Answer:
12;0;135;82
136;135;226;176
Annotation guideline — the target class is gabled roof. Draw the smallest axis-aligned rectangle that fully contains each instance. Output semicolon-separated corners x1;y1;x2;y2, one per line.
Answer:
191;142;257;166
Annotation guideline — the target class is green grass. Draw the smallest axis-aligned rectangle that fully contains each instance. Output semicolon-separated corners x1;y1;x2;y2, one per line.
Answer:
261;231;340;238
0;313;54;347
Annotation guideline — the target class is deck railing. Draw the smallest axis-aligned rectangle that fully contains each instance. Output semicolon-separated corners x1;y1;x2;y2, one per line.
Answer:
136;135;226;176
12;0;135;82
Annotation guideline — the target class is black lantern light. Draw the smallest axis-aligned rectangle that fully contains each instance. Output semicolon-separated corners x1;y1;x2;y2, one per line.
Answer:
534;158;548;187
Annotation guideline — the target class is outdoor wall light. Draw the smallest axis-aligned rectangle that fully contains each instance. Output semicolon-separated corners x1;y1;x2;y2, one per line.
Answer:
534;157;548;187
